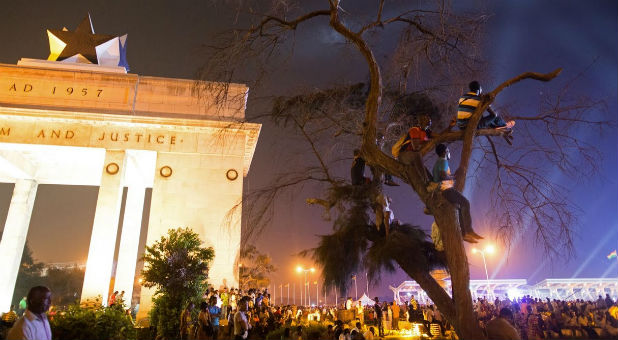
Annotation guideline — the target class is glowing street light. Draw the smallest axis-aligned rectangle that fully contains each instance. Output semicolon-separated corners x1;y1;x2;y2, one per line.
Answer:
296;266;315;306
472;245;496;297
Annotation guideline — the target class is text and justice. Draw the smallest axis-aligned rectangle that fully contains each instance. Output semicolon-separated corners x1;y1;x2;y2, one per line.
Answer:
0;126;179;145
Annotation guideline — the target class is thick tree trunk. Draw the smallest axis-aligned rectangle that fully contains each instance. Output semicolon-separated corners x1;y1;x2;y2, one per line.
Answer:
396;259;455;321
426;196;486;340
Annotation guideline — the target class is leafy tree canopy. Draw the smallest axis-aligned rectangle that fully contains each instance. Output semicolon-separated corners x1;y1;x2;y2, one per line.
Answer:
141;227;214;339
141;227;214;299
239;244;277;290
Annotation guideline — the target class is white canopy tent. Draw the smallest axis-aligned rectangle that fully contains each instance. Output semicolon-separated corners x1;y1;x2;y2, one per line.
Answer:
357;293;376;306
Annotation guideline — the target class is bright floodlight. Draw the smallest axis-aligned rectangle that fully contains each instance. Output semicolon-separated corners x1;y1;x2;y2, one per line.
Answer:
296;266;303;273
471;248;478;254
507;288;522;298
485;245;496;254
310;267;315;273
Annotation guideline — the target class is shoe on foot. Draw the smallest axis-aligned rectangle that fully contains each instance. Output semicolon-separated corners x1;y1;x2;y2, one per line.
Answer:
469;231;484;239
496;120;516;129
463;234;478;243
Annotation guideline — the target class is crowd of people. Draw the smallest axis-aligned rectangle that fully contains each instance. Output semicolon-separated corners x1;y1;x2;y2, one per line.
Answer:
169;286;618;340
477;294;618;340
1;285;617;339
0;81;612;340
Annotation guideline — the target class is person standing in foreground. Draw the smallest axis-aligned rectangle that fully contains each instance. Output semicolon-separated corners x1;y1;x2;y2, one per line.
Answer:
208;295;222;340
485;307;521;340
7;286;52;340
373;297;384;337
391;302;400;330
234;297;250;340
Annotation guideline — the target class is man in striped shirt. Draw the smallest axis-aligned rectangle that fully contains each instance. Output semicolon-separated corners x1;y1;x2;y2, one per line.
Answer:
457;81;512;130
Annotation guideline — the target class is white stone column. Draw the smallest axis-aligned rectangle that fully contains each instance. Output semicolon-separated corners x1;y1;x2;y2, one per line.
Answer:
0;180;38;313
112;187;145;308
113;150;156;308
81;150;126;306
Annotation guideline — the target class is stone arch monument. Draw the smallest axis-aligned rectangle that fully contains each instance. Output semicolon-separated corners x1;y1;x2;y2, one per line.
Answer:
0;17;260;320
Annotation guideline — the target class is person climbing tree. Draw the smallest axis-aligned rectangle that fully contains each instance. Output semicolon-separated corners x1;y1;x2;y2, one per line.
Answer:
374;193;394;236
392;115;433;182
457;81;515;130
377;133;399;186
431;143;483;243
392;116;432;164
351;149;370;185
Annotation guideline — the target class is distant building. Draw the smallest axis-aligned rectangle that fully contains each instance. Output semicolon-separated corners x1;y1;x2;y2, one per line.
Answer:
390;278;618;304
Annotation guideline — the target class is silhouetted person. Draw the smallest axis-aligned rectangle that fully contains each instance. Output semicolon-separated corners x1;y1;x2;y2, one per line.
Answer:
7;286;52;340
351;149;369;185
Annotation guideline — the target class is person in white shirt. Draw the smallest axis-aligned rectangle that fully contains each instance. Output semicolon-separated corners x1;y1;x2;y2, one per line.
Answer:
7;286;52;340
233;298;250;340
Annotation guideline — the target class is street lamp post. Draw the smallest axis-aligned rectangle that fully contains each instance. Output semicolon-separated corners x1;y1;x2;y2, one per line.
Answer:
238;263;243;290
296;266;315;306
472;245;495;298
315;281;319;305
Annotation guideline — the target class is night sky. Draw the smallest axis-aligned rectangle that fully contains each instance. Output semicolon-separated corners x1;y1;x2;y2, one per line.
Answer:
0;0;616;300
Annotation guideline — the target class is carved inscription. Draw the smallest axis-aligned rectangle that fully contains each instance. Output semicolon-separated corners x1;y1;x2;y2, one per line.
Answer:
0;125;180;146
8;83;104;98
36;129;74;139
96;132;176;145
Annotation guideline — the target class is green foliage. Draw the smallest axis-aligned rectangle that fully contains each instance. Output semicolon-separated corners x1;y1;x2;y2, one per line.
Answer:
11;243;84;308
307;184;373;294
141;227;214;339
239;244;277;290
50;302;135;340
308;183;445;295
12;242;45;306
44;267;85;306
148;294;184;340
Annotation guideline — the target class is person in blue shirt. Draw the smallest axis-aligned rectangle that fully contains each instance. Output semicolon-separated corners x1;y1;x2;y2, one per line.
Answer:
431;143;483;243
208;296;221;340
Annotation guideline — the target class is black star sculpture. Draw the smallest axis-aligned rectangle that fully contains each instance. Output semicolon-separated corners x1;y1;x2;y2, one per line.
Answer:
47;14;116;64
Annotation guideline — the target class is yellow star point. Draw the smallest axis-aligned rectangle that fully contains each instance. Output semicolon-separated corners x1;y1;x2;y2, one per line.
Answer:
46;30;66;61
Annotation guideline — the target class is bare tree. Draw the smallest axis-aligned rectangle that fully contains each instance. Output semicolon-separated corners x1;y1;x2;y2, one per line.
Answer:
200;1;608;339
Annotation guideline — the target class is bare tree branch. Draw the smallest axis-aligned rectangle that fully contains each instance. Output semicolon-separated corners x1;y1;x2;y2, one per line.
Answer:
455;68;563;192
